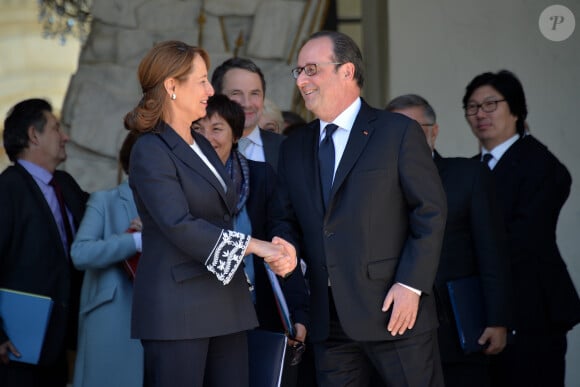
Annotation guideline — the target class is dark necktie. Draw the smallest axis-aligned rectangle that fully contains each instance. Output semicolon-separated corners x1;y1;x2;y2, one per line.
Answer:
319;123;338;209
50;177;74;252
482;153;493;169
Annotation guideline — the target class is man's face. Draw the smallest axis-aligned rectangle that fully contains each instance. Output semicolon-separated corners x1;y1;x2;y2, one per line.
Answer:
221;68;264;133
34;111;69;169
465;85;517;150
392;106;438;151
295;37;345;122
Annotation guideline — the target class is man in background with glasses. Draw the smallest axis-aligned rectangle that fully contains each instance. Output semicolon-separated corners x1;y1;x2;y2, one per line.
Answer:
463;70;580;387
387;94;512;387
271;31;447;387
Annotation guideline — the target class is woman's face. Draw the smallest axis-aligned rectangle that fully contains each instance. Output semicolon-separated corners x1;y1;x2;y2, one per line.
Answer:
174;54;215;122
192;113;235;164
465;85;518;150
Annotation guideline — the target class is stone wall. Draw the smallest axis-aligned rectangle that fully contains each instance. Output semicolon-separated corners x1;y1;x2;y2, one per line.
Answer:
62;0;329;192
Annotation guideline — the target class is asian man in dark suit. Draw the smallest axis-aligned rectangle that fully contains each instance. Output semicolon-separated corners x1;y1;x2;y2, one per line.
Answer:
271;31;447;387
0;98;88;387
211;57;284;169
387;94;513;387
463;70;580;387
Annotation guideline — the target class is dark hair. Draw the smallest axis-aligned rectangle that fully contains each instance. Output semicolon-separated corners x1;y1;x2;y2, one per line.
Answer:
3;98;52;162
124;41;210;133
462;70;527;136
119;130;140;174
306;30;364;88
211;57;266;96
282;110;306;127
385;94;436;123
203;94;245;141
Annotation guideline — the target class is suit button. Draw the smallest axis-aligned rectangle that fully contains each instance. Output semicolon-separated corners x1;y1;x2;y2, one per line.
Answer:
324;230;334;237
223;214;230;222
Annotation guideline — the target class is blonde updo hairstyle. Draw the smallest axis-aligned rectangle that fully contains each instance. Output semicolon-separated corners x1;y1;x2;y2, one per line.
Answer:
124;40;210;133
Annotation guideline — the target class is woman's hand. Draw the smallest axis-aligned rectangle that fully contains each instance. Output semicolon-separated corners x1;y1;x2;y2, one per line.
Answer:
246;237;297;277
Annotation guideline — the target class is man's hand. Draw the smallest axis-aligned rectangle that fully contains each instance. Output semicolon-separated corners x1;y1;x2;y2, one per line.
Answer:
0;340;20;364
264;237;297;277
478;326;507;355
288;323;307;346
382;283;420;336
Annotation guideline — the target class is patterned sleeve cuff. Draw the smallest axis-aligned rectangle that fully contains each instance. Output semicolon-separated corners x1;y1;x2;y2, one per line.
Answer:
205;230;251;285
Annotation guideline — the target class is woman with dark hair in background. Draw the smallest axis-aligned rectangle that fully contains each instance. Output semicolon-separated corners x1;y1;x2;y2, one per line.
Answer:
193;94;309;387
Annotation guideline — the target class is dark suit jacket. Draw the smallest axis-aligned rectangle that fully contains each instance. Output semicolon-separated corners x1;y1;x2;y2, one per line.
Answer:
245;160;309;333
0;163;87;365
271;100;447;342
478;135;580;333
433;151;512;362
260;128;285;170
129;124;258;340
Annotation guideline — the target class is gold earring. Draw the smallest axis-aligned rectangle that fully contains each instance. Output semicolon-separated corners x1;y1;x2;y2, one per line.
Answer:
171;93;176;100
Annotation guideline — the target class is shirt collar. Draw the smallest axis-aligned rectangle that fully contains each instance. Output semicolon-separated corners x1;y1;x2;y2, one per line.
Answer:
17;159;53;184
245;126;263;146
319;97;361;136
482;133;520;161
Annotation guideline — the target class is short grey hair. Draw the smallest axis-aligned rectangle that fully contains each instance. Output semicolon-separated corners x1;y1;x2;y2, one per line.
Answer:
385;94;436;124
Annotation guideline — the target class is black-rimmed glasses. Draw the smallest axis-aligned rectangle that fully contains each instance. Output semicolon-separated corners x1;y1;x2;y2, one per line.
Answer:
291;62;343;79
464;100;506;116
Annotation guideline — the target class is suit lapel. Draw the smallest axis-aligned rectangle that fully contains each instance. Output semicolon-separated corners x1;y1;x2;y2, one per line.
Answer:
330;102;375;205
14;164;68;258
157;124;236;213
119;180;138;222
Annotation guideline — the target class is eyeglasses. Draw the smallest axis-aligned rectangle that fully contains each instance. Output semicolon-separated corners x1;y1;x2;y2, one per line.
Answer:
464;99;506;116
420;123;435;128
291;62;343;79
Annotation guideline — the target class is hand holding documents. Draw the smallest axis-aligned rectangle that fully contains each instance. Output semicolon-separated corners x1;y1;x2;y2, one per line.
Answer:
446;276;486;353
0;288;54;364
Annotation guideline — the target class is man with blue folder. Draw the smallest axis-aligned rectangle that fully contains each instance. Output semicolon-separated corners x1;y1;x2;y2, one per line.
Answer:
0;99;88;386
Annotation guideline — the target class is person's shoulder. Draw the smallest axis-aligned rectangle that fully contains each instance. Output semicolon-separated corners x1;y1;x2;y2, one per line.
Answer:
259;128;285;144
248;159;276;175
514;135;566;169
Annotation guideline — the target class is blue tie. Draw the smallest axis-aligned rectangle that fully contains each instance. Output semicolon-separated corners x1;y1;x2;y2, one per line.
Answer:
482;153;493;169
319;124;338;209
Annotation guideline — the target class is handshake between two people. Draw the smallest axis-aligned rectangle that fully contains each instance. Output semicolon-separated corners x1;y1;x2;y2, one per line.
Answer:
247;236;297;278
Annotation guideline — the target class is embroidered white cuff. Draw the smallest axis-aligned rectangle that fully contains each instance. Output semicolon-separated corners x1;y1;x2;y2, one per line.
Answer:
205;230;251;285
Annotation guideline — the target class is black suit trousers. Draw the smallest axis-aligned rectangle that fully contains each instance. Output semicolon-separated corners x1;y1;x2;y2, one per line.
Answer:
312;291;444;387
142;331;248;387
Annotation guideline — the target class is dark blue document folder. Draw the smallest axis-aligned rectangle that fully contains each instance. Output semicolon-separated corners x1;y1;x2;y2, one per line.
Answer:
0;288;54;364
248;329;287;387
446;276;486;354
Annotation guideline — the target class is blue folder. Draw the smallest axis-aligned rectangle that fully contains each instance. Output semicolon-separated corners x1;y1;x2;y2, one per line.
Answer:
0;288;54;364
446;276;486;354
248;329;287;387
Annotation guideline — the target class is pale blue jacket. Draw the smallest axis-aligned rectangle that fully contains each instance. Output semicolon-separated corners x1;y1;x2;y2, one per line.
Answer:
71;180;143;387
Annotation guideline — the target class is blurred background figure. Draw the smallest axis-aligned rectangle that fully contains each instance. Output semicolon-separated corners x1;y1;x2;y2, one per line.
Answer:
70;130;143;387
462;69;580;387
259;98;284;134
0;98;88;387
281;110;307;136
212;57;285;170
387;94;512;387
